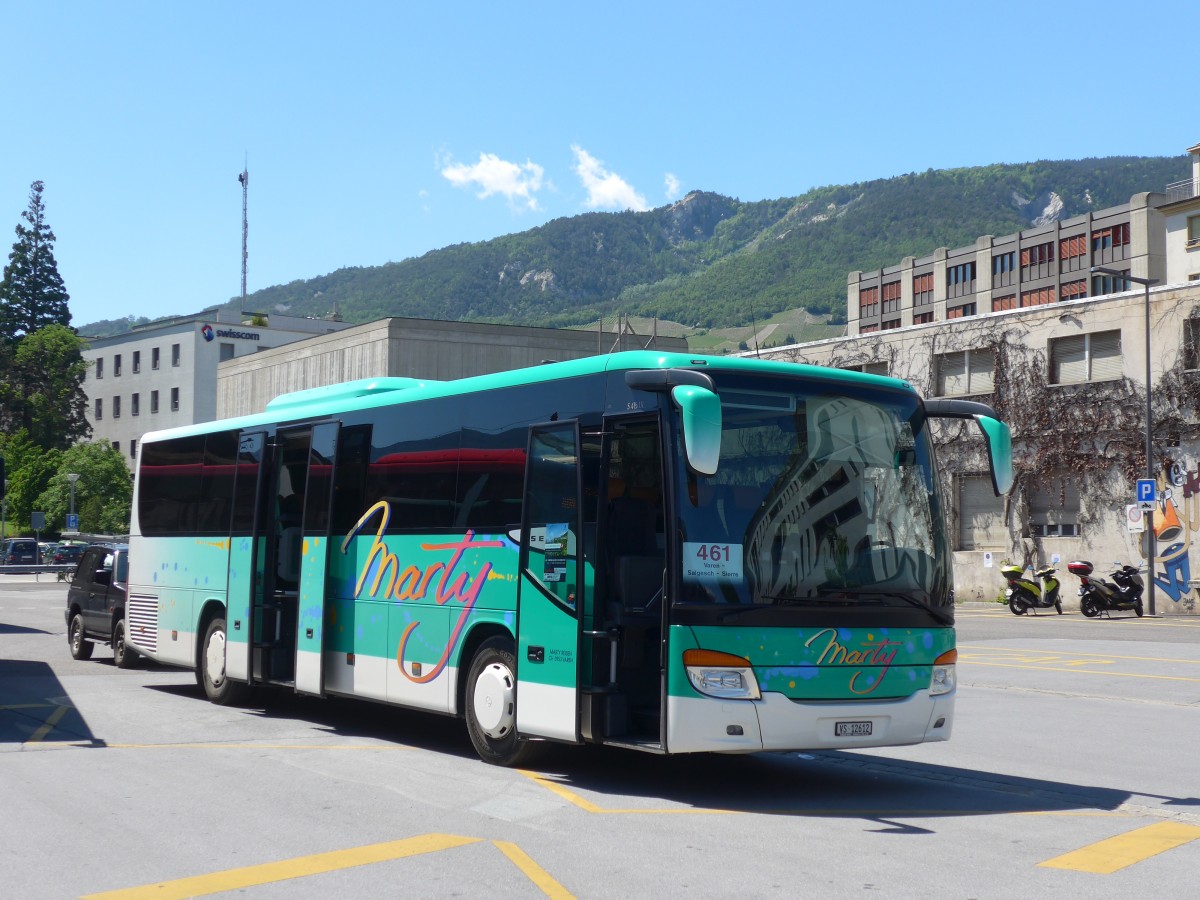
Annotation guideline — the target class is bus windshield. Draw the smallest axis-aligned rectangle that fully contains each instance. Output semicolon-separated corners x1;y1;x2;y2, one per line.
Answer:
675;380;948;607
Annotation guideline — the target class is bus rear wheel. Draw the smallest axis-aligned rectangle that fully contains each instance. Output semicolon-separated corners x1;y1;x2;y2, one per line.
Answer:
465;637;540;767
201;617;249;705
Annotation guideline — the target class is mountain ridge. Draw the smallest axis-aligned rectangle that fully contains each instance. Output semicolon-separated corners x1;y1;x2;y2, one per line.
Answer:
79;155;1187;339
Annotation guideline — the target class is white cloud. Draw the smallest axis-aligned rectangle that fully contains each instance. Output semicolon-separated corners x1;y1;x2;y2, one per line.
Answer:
572;145;648;212
664;173;681;200
441;152;545;211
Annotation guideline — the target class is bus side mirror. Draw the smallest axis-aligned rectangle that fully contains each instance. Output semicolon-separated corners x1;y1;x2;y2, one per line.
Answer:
974;414;1013;496
672;385;721;476
923;398;1013;496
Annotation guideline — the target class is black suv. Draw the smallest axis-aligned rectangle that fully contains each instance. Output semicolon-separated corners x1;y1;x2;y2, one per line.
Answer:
65;544;136;668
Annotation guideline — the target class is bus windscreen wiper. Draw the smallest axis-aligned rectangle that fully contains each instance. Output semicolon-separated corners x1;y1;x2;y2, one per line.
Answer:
716;595;828;622
854;591;954;626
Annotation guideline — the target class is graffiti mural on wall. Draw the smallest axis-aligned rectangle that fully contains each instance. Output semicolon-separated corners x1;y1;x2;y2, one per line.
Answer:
1151;462;1199;613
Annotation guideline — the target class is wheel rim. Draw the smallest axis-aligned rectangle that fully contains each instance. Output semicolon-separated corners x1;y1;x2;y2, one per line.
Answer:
205;628;227;687
473;661;516;739
114;623;125;660
71;620;82;652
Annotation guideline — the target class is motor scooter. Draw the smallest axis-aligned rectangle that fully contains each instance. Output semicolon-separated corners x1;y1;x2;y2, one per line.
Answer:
999;562;1062;615
1066;560;1145;618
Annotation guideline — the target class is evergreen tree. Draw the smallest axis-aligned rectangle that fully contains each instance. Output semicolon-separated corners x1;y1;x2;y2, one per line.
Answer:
0;180;72;341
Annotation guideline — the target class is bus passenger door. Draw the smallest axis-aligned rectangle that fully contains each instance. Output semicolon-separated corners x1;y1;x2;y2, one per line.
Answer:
226;431;267;684
516;422;583;744
295;423;339;696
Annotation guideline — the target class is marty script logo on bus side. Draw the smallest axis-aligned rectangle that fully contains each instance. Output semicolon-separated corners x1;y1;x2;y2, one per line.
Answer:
341;501;504;684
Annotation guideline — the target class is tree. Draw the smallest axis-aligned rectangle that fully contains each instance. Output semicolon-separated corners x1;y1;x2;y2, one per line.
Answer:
0;180;72;341
4;440;61;530
0;324;91;449
36;442;131;534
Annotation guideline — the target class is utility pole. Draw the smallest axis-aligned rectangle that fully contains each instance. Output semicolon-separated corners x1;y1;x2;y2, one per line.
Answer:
238;163;249;301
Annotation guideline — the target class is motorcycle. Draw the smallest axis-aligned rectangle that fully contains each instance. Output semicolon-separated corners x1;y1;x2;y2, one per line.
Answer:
1066;560;1145;618
999;562;1062;615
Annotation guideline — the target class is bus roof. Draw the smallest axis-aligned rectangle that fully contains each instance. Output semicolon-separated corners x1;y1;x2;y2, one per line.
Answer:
139;350;915;445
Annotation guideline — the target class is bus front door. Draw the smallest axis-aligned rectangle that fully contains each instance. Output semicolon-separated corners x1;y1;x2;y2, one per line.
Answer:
228;424;339;691
294;423;339;696
226;431;266;684
516;422;583;744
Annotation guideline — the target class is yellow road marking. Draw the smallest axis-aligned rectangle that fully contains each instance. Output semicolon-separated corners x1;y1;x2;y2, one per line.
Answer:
28;703;70;742
1038;821;1200;874
81;834;481;900
493;840;576;899
960;645;1200;665
103;742;408;750
959;660;1200;683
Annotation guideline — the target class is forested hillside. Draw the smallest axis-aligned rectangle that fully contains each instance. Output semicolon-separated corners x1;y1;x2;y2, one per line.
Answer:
80;155;1188;337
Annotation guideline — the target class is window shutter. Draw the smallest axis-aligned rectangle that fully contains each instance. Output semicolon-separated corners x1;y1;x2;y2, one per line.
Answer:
1052;335;1087;384
969;349;995;393
959;475;1006;549
938;352;967;395
1089;330;1122;381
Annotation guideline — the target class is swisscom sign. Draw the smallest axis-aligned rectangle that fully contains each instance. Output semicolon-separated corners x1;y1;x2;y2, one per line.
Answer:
200;324;261;342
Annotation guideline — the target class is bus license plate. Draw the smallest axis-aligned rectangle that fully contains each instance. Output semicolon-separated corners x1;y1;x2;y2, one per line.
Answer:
835;721;872;737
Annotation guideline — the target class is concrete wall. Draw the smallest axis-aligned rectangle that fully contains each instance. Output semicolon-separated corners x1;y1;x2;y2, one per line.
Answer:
759;283;1200;614
217;317;687;417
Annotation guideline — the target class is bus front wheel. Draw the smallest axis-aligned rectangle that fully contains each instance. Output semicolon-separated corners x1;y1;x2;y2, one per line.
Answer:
465;637;540;767
201;617;249;705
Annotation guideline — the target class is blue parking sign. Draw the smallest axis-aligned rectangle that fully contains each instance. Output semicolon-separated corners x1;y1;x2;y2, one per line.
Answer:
1136;479;1156;503
66;513;79;531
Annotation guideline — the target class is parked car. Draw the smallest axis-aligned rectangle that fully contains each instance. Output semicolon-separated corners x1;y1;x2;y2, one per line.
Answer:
52;544;85;565
2;538;40;565
65;543;135;667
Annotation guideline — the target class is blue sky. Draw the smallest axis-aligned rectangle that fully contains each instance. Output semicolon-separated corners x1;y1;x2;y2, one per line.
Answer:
2;1;1195;328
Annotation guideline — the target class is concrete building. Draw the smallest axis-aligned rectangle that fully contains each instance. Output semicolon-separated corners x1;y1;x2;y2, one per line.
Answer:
762;141;1200;615
848;193;1166;336
1161;140;1200;285
216;316;687;418
82;309;353;465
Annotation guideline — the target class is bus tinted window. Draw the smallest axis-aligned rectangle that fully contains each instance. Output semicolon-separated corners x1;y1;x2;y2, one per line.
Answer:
454;447;526;529
138;435;205;535
199;430;239;534
365;401;461;532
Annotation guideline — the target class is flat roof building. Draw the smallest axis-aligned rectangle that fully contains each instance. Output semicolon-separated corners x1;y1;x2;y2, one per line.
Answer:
216;316;687;418
82;309;353;466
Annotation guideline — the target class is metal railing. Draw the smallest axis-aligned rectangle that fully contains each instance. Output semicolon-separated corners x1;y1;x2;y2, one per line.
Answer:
1165;178;1199;204
0;563;79;577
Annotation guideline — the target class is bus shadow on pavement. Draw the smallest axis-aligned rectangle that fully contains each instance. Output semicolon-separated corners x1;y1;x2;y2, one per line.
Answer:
0;658;101;745
521;746;1140;821
144;682;480;760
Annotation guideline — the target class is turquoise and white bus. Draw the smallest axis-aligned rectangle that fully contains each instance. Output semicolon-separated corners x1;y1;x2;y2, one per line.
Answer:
126;351;1011;766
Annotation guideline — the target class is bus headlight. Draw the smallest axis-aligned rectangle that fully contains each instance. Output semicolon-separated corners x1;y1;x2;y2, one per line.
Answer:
683;649;761;700
930;648;957;696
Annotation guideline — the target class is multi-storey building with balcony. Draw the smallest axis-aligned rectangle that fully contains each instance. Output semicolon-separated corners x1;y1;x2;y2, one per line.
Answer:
761;141;1200;614
848;194;1166;335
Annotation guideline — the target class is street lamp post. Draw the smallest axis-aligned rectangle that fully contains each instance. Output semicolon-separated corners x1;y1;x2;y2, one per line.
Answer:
67;473;80;535
1092;266;1158;615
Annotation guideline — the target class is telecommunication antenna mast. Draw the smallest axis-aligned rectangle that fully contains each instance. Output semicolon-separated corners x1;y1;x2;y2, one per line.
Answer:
238;162;249;300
